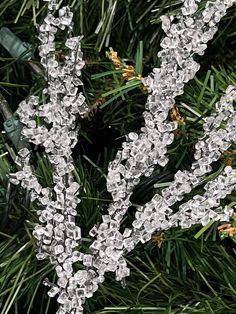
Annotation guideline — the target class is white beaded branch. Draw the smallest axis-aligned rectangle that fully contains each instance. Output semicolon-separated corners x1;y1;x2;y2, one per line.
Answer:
10;0;236;313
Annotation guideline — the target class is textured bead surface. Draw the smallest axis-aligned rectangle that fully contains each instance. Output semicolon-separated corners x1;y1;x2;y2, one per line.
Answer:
11;0;236;313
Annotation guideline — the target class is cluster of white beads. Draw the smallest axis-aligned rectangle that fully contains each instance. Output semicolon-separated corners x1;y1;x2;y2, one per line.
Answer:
10;1;89;313
11;0;236;313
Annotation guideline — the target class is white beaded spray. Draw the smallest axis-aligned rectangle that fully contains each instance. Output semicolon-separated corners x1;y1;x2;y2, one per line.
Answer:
10;0;236;313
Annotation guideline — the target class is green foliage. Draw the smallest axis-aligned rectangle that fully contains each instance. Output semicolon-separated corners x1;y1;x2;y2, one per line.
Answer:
0;0;236;313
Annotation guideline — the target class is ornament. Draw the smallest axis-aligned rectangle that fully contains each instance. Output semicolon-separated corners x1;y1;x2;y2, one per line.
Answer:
10;0;236;313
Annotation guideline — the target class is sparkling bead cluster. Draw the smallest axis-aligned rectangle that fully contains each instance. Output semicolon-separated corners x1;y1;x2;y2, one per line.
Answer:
10;1;89;313
10;0;236;313
87;86;236;287
90;0;236;283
